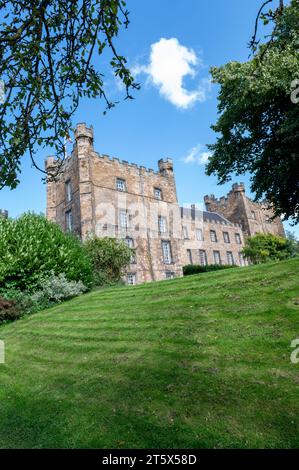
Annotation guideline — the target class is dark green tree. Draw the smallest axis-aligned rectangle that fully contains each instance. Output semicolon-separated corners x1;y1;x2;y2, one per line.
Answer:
207;0;299;224
0;0;139;189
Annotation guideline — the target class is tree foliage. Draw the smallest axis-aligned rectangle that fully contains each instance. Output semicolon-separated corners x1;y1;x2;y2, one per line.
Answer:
242;233;297;264
0;0;139;189
207;0;299;223
84;236;133;286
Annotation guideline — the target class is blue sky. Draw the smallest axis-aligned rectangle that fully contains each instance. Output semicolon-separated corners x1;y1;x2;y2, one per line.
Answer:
1;0;297;236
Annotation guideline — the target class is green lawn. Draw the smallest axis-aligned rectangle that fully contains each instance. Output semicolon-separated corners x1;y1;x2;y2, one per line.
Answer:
0;259;299;449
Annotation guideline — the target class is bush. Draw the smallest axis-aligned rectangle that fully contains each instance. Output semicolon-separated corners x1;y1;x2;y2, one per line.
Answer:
242;233;296;264
84;237;133;286
0;297;21;323
0;273;88;319
31;272;88;306
183;264;238;276
0;213;93;292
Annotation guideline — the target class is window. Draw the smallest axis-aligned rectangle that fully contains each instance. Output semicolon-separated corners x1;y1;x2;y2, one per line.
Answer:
125;237;136;264
116;178;126;192
227;251;234;265
162;241;172;264
235;233;241;244
251;211;256;220
119;210;128;229
66;210;73;232
223;232;230;243
196;228;204;241
199;250;207;266
183;226;189;239
65;180;72;203
187;249;193;265
213;251;221;265
239;252;245;266
154;188;162;200
210;230;217;242
127;273;136;285
165;271;175;280
158;215;167;234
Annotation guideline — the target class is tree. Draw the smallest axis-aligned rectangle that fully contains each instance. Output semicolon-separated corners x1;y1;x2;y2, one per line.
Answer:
84;236;133;285
0;0;139;189
207;0;299;224
242;233;297;264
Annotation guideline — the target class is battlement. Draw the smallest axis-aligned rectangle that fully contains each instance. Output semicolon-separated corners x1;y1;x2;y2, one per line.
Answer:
204;183;245;206
92;152;167;177
46;124;174;179
0;209;8;219
75;122;94;143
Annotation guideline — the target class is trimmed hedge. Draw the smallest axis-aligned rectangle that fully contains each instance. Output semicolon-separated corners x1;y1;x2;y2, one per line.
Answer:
183;264;239;276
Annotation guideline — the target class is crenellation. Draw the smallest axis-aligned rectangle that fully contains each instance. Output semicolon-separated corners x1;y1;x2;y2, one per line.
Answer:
46;123;285;285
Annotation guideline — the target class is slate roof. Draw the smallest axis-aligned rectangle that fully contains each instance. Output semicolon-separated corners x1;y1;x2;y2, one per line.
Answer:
180;207;234;226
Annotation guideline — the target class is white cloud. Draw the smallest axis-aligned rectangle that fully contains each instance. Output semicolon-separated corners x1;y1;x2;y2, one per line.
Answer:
133;38;210;109
182;145;212;165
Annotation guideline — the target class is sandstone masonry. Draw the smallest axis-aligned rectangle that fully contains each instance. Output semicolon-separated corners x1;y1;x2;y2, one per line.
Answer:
46;123;285;284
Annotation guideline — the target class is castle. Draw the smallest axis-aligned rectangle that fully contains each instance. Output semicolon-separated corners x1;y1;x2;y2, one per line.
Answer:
46;123;285;285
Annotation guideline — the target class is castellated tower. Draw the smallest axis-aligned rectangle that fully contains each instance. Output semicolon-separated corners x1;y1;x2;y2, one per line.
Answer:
46;123;184;284
204;183;285;238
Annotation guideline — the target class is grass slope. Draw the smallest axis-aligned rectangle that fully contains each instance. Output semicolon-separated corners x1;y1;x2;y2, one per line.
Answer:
0;259;299;449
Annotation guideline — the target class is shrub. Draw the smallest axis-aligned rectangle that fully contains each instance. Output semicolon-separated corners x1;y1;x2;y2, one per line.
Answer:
0;213;93;292
31;272;87;306
0;297;21;323
0;273;88;319
242;233;296;264
183;264;238;276
84;236;133;286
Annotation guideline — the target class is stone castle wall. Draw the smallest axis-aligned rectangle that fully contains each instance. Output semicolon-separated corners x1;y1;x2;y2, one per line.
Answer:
46;123;285;285
204;183;285;238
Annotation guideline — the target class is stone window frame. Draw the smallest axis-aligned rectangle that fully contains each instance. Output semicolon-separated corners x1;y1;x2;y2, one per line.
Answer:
116;177;127;192
239;252;245;266
187;249;193;265
65;179;72;203
223;231;230;243
210;229;217;243
213;250;221;265
124;237;137;264
199;249;207;266
161;240;172;265
183;226;189;239
158;215;167;234
251;210;257;220
165;271;175;280
226;251;234;265
65;209;73;232
235;233;242;244
127;272;136;285
196;228;204;241
154;187;162;200
119;209;129;229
